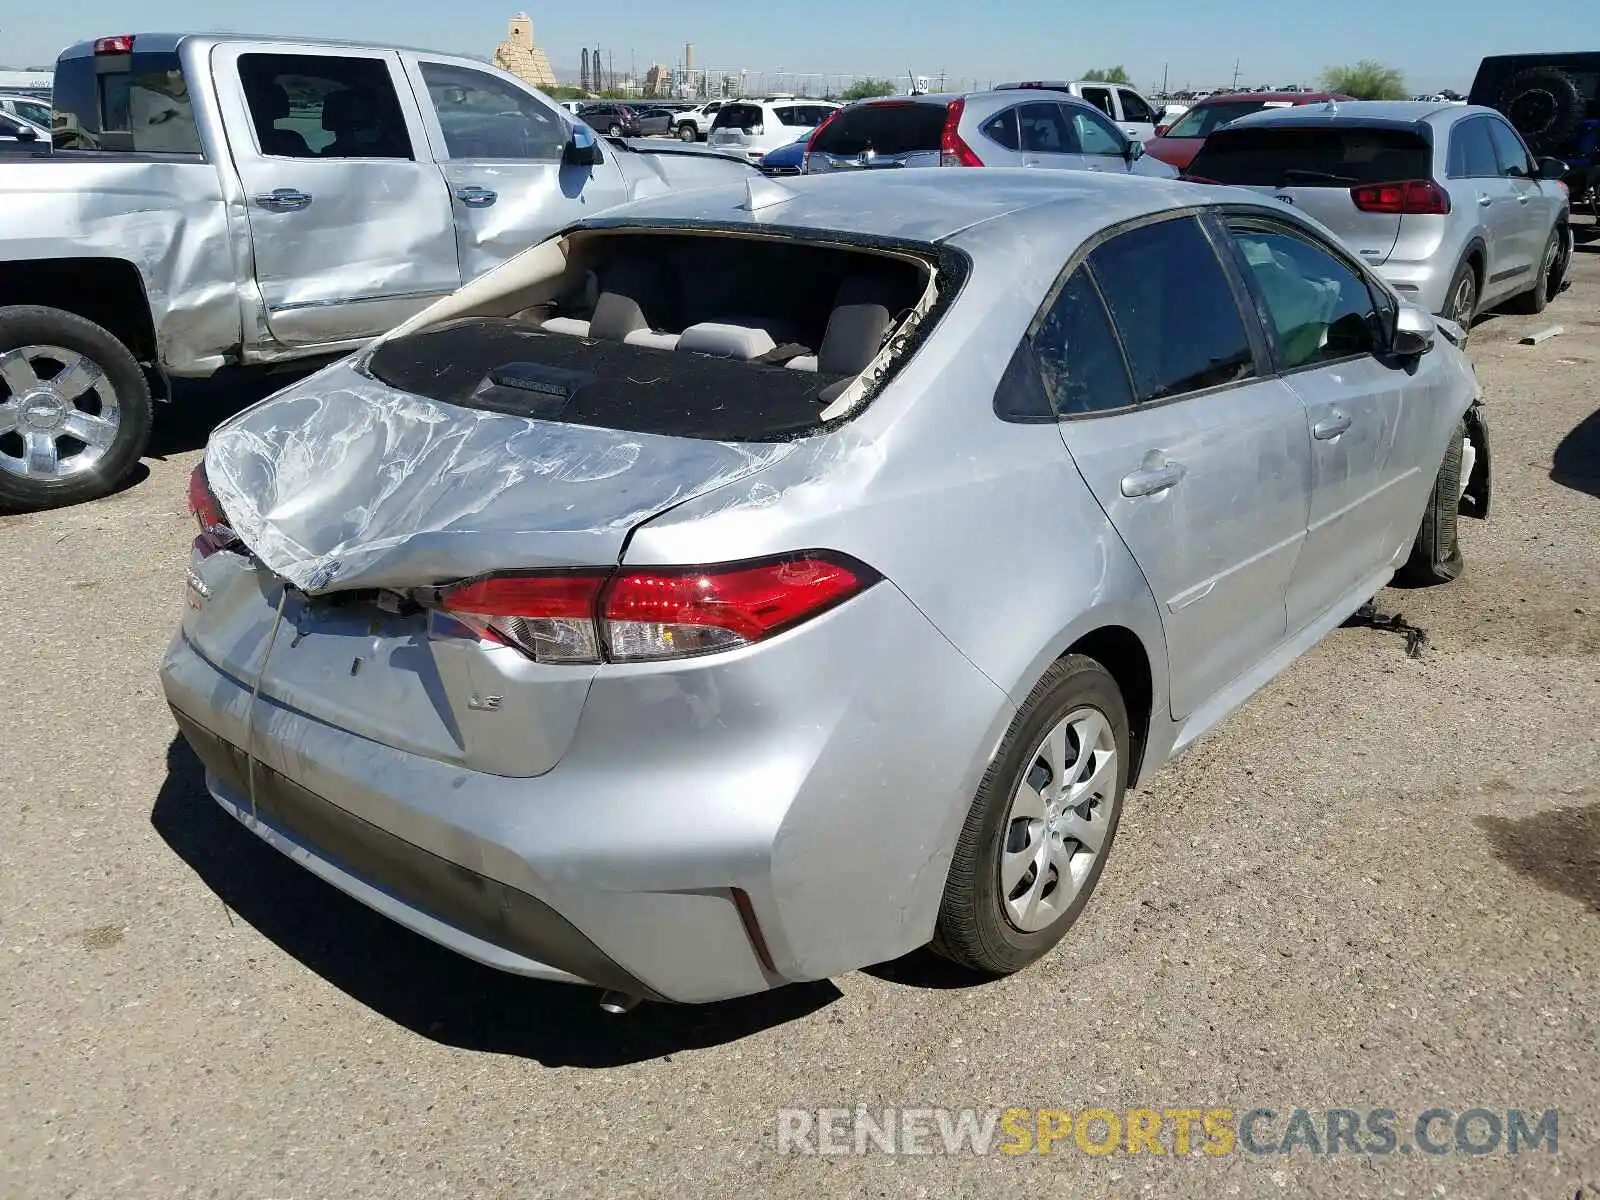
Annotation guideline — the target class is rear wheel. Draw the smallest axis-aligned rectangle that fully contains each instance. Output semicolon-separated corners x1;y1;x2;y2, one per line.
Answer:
1444;259;1478;336
0;305;153;513
932;655;1129;975
606;122;622;136
676;122;696;142
1397;419;1466;586
1510;229;1562;314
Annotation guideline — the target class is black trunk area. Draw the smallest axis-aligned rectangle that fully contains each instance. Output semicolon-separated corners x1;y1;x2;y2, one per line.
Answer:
366;318;850;441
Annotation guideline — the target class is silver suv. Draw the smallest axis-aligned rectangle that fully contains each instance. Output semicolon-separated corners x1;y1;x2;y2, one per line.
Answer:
1186;101;1572;327
803;91;1178;178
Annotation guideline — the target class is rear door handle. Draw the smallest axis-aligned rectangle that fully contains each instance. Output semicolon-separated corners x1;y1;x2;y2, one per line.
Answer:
1120;460;1186;497
1478;194;1493;206
254;188;312;212
455;186;498;208
1313;410;1352;440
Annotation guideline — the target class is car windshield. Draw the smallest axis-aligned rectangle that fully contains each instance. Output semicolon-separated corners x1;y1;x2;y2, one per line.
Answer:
1188;125;1433;186
811;102;946;156
1165;100;1270;138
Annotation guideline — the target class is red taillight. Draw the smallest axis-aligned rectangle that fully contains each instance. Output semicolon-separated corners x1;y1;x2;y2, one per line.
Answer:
438;572;607;664
803;108;842;173
186;463;233;557
430;553;875;665
94;35;134;54
1350;179;1450;215
939;98;982;167
1155;124;1171;137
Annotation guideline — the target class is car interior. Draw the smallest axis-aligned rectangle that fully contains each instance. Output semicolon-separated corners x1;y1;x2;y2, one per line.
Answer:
365;231;938;440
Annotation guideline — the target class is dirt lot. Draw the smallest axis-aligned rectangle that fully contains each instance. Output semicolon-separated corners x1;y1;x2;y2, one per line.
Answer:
2;237;1597;1200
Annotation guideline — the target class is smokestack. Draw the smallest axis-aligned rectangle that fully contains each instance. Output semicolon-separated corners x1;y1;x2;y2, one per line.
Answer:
685;42;694;73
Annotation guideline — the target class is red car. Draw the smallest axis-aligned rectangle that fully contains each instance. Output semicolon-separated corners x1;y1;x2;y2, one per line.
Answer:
1144;91;1354;169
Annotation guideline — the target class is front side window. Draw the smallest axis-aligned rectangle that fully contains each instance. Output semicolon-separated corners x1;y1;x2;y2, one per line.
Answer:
1226;221;1380;369
1070;108;1125;156
1165;100;1267;140
239;53;412;158
1486;118;1534;177
1030;268;1135;415
420;62;565;160
1018;101;1075;153
1087;216;1255;402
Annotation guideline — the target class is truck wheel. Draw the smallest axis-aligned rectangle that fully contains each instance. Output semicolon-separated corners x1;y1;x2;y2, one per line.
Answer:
676;123;696;142
1397;419;1466;586
0;306;153;513
932;655;1129;975
1498;67;1586;153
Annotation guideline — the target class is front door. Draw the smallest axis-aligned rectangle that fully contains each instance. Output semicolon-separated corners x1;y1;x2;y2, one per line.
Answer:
1218;215;1417;630
1487;116;1552;295
404;57;628;283
1045;215;1313;718
216;44;461;345
1066;106;1133;173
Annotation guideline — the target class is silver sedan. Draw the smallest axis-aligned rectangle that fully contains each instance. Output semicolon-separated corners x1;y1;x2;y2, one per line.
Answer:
161;169;1488;1007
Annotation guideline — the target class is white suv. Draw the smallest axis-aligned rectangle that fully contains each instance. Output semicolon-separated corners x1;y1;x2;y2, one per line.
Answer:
707;98;840;161
994;80;1162;141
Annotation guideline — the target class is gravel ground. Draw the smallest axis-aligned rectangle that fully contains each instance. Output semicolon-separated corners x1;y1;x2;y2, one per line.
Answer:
2;237;1597;1200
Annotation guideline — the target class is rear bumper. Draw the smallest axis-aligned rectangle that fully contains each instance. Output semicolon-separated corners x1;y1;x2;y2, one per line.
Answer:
1373;257;1451;315
159;579;1013;1004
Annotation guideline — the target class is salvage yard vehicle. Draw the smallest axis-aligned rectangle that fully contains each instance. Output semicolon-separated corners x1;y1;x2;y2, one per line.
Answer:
0;34;756;513
708;98;840;162
1472;52;1600;217
162;169;1491;1009
994;80;1163;142
802;91;1178;177
1184;101;1572;332
1143;91;1352;170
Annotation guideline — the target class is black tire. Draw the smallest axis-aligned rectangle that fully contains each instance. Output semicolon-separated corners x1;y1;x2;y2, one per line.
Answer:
1442;257;1478;338
676;123;696;142
1498;67;1586;153
932;655;1130;975
1398;419;1466;586
1509;229;1558;314
606;122;622;136
0;305;153;513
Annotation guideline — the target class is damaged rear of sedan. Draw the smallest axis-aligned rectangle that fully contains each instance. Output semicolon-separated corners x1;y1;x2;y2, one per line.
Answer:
161;170;1489;1008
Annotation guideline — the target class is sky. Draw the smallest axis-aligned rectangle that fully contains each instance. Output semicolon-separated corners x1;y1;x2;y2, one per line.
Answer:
3;0;1593;94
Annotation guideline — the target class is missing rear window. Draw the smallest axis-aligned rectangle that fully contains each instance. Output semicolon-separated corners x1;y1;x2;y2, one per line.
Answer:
1190;126;1432;187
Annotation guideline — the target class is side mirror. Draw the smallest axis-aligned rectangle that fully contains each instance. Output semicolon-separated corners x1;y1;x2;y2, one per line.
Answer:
1392;302;1436;357
563;124;603;167
1124;138;1144;163
15;125;38;143
1535;156;1569;181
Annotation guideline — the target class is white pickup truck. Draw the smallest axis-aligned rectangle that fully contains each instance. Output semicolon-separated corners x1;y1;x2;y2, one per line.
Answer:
0;33;755;510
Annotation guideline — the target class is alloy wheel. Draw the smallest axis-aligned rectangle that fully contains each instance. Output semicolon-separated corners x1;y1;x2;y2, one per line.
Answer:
1450;273;1477;328
0;344;122;481
998;706;1118;933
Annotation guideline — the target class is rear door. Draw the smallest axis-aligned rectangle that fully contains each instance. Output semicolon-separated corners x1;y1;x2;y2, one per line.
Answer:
1445;115;1517;299
1190;123;1435;265
1047;214;1313;718
1113;86;1158;141
1017;101;1086;170
404;57;627;283
217;44;461;346
1219;214;1417;630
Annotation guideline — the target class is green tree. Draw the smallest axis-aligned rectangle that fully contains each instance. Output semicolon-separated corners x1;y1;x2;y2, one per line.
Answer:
840;77;898;101
1319;60;1407;100
1081;66;1130;84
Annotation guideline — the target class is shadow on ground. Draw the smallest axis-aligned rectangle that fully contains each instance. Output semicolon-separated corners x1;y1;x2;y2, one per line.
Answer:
1476;802;1600;914
147;365;323;459
151;736;839;1065
1553;406;1600;498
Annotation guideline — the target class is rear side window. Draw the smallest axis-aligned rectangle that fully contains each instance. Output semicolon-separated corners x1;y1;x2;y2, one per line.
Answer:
51;47;202;152
712;103;763;131
1087;217;1255;402
1030;268;1134;415
238;53;412;159
1080;86;1114;116
1189;126;1432;187
812;102;946;156
980;107;1019;150
1019;102;1075;153
1118;89;1156;123
1447;117;1498;178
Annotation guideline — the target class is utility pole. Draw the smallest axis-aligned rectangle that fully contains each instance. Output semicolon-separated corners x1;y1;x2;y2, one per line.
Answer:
1162;62;1169;95
1231;58;1241;90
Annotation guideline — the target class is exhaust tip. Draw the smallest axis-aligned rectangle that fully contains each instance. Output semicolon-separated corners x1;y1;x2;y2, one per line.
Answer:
598;989;642;1015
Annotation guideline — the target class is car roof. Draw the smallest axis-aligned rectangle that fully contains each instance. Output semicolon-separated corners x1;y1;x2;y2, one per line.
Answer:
1221;98;1476;130
573;168;1220;251
1191;90;1350;105
847;89;1113;114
